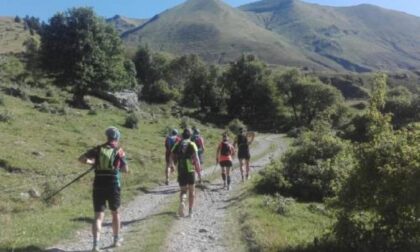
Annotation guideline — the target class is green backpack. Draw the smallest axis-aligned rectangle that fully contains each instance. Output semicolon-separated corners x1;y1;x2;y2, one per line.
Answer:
97;146;118;171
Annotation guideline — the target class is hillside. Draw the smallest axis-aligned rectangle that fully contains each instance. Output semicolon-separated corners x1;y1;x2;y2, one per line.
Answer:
106;15;147;34
111;0;420;72
0;17;33;54
120;0;318;68
240;0;420;72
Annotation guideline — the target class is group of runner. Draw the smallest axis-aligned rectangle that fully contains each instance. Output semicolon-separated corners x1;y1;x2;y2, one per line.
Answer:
165;127;255;217
78;126;254;251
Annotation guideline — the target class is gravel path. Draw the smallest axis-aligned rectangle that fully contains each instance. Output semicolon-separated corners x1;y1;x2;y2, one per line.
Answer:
46;134;287;252
163;134;288;252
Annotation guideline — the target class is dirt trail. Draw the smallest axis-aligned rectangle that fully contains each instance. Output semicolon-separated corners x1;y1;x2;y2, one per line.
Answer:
47;134;287;252
163;134;287;252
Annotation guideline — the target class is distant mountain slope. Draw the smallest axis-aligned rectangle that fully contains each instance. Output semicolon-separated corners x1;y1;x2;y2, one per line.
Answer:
0;17;33;54
240;0;420;71
120;0;318;68
106;15;147;34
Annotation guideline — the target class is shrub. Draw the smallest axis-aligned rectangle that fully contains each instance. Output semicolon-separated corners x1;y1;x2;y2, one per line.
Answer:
0;110;13;122
281;128;354;201
179;116;193;130
333;74;420;251
124;113;139;129
227;118;246;135
262;193;295;215
144;79;175;103
87;109;97;115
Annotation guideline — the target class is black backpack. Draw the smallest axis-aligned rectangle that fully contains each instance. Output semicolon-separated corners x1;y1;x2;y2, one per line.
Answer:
220;142;231;156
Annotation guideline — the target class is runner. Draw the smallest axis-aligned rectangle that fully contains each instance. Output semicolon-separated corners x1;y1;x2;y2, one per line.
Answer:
216;133;235;190
191;127;204;184
170;128;201;218
78;127;128;252
164;129;181;185
234;128;255;182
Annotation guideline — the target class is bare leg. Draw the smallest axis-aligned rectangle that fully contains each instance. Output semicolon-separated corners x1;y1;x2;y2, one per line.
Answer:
221;166;226;187
239;159;245;182
178;186;187;217
188;184;195;215
245;159;250;179
92;212;105;247
226;167;231;189
111;210;121;236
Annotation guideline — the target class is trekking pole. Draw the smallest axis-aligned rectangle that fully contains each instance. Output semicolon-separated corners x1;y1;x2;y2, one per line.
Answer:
44;167;94;201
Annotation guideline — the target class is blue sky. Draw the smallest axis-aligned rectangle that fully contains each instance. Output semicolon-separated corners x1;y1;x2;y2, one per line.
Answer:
0;0;419;21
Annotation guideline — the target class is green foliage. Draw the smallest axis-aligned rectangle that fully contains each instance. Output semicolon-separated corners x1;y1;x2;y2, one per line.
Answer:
226;118;247;135
282;127;354;201
222;54;279;129
275;69;344;128
0;110;13;122
134;46;169;94
124;112;140;129
383;86;418;128
146;79;176;103
183;64;224;113
333;74;420;251
40;7;137;107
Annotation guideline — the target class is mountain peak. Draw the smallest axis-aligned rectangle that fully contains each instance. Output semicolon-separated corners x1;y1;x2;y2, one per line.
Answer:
183;0;227;10
239;0;298;13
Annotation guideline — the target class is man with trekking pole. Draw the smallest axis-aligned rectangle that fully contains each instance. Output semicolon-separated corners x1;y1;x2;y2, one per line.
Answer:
79;127;128;252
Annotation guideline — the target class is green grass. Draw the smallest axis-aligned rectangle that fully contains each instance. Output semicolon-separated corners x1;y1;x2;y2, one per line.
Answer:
0;17;33;54
227;179;334;252
0;89;222;251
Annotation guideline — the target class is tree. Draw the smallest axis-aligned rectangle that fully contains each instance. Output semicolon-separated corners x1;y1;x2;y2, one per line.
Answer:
14;16;21;23
183;64;224;113
276;69;343;127
40;7;136;107
383;86;416;128
133;46;174;102
334;74;420;251
222;54;279;129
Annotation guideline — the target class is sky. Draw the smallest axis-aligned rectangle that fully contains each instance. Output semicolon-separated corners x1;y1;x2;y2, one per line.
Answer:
0;0;419;21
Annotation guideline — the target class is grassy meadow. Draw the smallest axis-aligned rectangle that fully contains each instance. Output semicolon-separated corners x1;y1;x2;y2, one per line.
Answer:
226;176;334;252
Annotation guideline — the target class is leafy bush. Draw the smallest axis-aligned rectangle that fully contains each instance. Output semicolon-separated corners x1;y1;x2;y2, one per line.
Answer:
333;74;420;251
262;193;295;215
227;118;246;135
144;79;175;103
281;128;354;201
87;109;97;115
124;113;139;129
179;116;193;130
0;111;13;122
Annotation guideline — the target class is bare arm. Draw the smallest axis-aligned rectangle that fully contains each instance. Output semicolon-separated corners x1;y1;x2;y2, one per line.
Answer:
78;154;95;165
216;144;221;163
247;132;256;145
192;152;201;172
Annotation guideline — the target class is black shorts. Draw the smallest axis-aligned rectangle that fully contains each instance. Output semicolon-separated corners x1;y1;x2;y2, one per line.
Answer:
178;172;195;187
219;160;232;167
93;187;121;212
238;149;250;160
